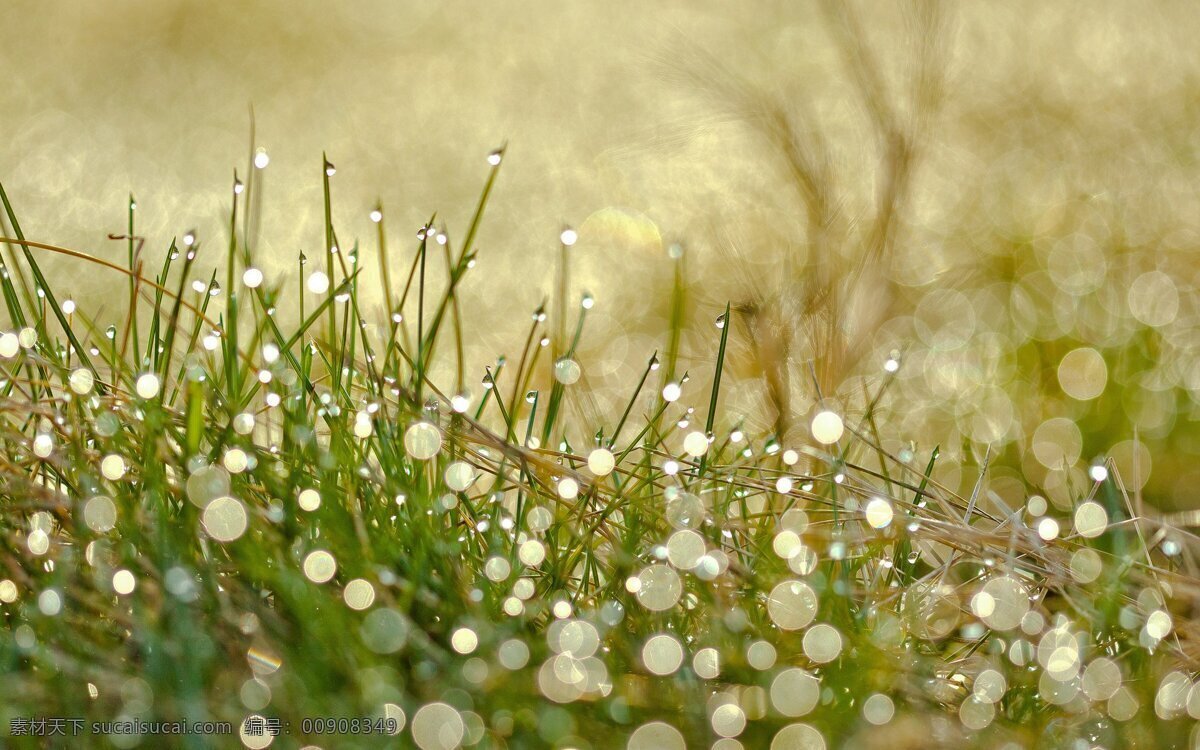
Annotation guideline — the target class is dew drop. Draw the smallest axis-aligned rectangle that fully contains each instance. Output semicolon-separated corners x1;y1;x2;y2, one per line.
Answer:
202;496;248;543
588;448;616;476
810;411;844;445
307;271;330;295
404;422;442;461
553;358;581;385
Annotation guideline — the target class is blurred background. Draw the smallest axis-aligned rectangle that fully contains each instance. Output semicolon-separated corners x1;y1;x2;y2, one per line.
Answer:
2;1;1200;510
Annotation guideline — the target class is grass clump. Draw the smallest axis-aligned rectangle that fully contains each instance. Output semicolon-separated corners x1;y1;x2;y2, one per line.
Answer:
0;149;1197;750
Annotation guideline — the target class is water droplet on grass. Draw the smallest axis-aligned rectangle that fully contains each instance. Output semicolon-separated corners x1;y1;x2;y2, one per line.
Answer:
404;422;442;460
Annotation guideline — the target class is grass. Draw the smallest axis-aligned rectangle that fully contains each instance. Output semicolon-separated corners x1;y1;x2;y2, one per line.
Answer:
0;146;1197;750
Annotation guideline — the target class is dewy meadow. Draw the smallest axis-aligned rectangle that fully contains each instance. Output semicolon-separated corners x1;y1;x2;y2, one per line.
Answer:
3;2;1200;749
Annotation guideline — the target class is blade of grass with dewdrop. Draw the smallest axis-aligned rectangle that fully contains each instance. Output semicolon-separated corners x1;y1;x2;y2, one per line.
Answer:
376;236;419;395
414;227;429;405
224;174;243;396
524;390;540;448
385;213;436;375
344;267;389;404
374;202;396;319
127;194;141;368
890;444;939;586
516;336;549;422
167;270;217;405
609;351;657;449
0;225;47;403
963;445;990;524
615;387;678;467
700;424;740;482
460;147;504;261
0;181;96;375
219;310;238;404
415;242;477;377
508;304;545;425
537;226;577;448
646;249;686;444
116;255;144;369
664;249;686;381
299;339;314;411
0;213;30;328
3;247;39;333
490;370;515;442
473;360;504;421
241;110;259;254
443;240;466;397
321;154;338;346
697;303;730;479
158;234;201;387
553;236;570;364
297;250;306;335
858;372;899;497
238;140;274;394
411;234;460;387
335;281;354;395
225;306;268;408
505;388;541;539
146;241;177;373
541;297;589;447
